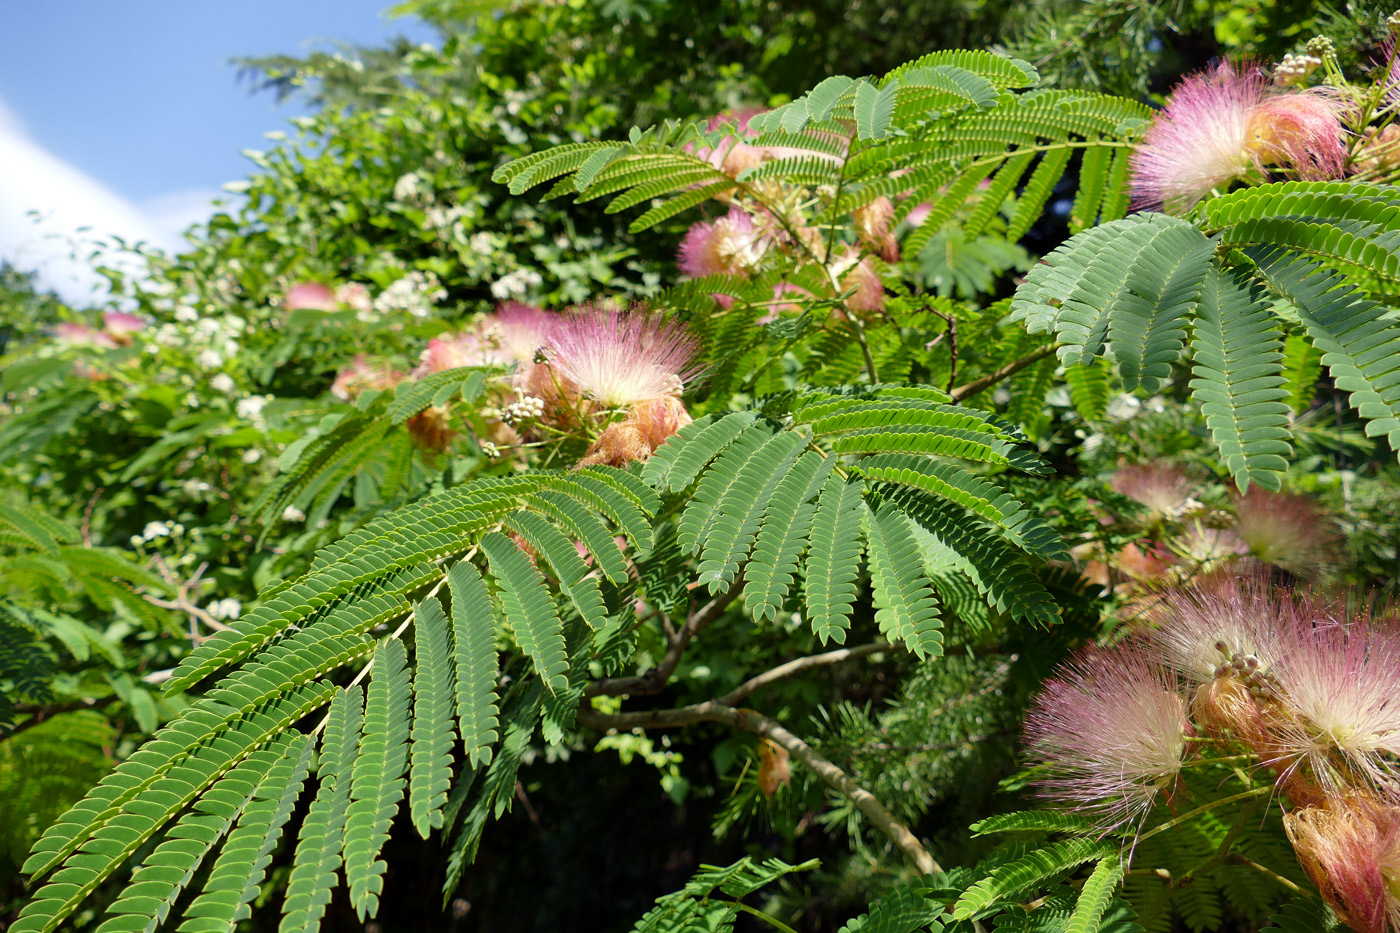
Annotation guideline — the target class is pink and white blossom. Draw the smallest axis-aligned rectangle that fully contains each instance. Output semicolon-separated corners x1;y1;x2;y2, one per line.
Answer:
1232;486;1339;577
542;304;703;408
1025;643;1190;829
283;282;338;312
677;208;767;278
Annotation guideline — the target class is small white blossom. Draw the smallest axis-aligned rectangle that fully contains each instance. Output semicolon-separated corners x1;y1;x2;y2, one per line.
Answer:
207;598;242;621
393;172;431;205
128;534;143;547
142;521;170;541
174;304;199;322
210;373;236;394
372;270;446;318
236;395;271;421
469;232;493;253
1105;394;1142;422
282;505;306;522
489;267;543;300
197;348;224;369
182;480;212;495
241;448;262;464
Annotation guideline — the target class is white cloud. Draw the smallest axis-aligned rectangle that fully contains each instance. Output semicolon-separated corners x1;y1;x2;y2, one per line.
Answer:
0;94;219;306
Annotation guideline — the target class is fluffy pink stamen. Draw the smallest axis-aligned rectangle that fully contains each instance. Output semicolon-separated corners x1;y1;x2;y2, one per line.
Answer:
543;304;703;407
1025;643;1190;830
284;282;339;311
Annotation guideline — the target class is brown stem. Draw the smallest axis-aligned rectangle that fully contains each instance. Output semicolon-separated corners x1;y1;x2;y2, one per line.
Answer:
144;559;230;640
578;700;940;875
949;344;1057;402
585;582;742;698
717;642;892;706
5;696;117;738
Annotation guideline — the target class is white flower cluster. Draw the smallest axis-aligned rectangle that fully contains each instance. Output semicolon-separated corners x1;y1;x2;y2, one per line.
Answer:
282;505;307;523
373;270;447;318
480;440;501;459
206;598;242;621
236;395;273;425
210;373;236;394
426;204;471;233
393;171;432;205
1274;52;1322;86
502;395;545;424
490;267;543;300
174;305;199;322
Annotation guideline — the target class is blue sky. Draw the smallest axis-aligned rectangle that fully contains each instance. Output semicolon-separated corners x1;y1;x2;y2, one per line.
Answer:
0;1;435;301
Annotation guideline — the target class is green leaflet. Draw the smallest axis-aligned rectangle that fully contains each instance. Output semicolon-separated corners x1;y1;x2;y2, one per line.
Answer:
505;510;610;631
1249;246;1400;457
480;533;568;692
447;561;500;770
952;837;1114;920
279;687;363;933
1188;265;1292;491
409;596;457;838
15;682;335;933
344;640;411;920
176;736;314;933
743;451;832;623
864;502;943;659
676;421;776;553
1066;857;1126;933
93;742;295;933
694;430;806;594
804;474;866;644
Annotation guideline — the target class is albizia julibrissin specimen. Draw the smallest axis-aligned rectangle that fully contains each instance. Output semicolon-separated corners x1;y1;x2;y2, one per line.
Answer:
1025;573;1400;931
1130;60;1348;212
515;304;705;467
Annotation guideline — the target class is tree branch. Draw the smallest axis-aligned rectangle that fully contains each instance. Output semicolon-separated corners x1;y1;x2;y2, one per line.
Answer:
585;582;743;698
578;700;941;876
717;642;893;707
949;344;1057;402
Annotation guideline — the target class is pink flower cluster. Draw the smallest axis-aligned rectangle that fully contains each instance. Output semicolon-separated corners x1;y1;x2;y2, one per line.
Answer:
54;311;146;349
1027;573;1400;929
1130;61;1349;212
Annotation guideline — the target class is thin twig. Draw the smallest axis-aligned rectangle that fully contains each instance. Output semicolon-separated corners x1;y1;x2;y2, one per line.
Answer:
578;700;941;876
585;582;743;698
144;558;230;639
949;344;1057;402
717;642;892;706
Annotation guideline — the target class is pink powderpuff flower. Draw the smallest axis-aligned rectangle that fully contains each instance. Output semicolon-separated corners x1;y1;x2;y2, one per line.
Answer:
852;196;900;261
832;251;884;316
696;108;845;179
1232;487;1339;577
417;333;499;375
1285;797;1400;933
1025;643;1190;830
1267;617;1400;800
758;282;811;324
331;356;404;401
542;304;703;408
1171;521;1249;572
1142;571;1289;685
54;322;118;349
102;311;146;340
677;208;766;278
1130;61;1348;212
487;301;549;362
1110;462;1196;519
283;282;339;311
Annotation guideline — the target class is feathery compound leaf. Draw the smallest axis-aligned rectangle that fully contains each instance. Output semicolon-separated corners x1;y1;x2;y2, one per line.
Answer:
344;639;410;921
446;562;500;771
94;742;295;933
743;451;832;623
695;430;805;594
970;810;1095;836
177;736;314;933
279;687;363;933
838;883;945;933
864;502;943;659
1248;246;1400;457
1260;896;1336;932
646;411;759;492
853;80;896;140
16;682;335;933
409;596;457;839
952;838;1114;920
677;421;777;553
804;474;866;645
505;510;610;631
1065;857;1126;933
480;533;568;692
1280;333;1322;414
1104;232;1215;393
1189;265;1291;491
